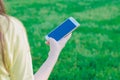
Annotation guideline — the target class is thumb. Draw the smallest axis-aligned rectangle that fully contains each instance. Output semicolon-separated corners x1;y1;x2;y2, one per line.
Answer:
59;33;72;44
65;33;72;41
48;37;57;47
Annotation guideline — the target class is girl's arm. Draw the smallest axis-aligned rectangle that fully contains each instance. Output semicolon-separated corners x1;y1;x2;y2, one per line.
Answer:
34;51;59;80
34;34;71;80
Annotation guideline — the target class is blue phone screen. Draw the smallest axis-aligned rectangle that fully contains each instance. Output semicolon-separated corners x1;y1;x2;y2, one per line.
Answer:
48;19;76;41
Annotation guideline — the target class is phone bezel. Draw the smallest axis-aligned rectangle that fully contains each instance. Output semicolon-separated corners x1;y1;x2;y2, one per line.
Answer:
45;17;80;41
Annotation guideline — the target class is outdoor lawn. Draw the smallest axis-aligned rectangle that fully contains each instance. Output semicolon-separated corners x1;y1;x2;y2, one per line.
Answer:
5;0;120;80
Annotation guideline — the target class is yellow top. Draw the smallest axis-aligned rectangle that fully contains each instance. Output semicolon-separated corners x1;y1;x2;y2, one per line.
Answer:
0;15;34;80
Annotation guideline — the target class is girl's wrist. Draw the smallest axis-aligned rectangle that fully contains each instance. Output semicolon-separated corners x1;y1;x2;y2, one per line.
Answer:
48;50;60;60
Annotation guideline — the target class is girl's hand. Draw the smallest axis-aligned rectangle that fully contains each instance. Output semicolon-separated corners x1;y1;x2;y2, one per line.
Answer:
46;34;72;57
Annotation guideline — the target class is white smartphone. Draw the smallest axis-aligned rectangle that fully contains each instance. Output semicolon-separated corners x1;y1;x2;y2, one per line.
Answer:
45;17;80;41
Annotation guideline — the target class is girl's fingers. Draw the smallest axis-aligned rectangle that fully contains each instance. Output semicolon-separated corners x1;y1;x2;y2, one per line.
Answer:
65;33;72;41
60;33;72;43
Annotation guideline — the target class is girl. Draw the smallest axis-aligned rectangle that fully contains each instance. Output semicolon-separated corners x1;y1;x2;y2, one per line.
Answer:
0;0;71;80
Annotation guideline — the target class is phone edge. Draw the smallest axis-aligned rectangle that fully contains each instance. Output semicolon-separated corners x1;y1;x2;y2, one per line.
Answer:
45;17;80;41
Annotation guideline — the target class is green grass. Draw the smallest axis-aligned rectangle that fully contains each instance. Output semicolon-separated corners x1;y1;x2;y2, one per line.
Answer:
5;0;120;80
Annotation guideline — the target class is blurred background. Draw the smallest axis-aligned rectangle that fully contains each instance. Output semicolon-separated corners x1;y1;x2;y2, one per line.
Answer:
5;0;120;80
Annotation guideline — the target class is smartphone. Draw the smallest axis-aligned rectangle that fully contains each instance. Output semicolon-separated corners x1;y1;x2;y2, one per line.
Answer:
45;17;80;41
